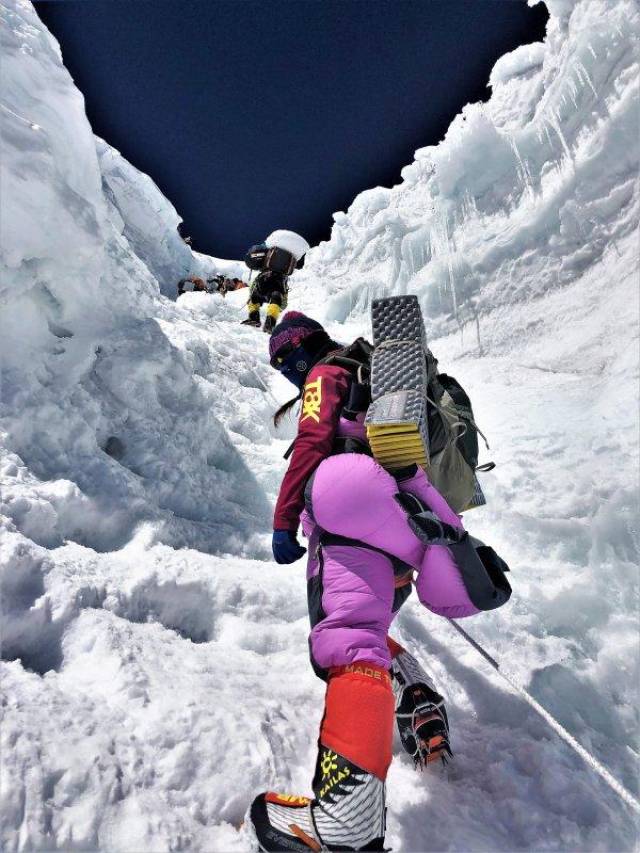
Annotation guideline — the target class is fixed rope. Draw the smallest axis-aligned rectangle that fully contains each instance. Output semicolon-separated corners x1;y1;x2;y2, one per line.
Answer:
447;618;640;815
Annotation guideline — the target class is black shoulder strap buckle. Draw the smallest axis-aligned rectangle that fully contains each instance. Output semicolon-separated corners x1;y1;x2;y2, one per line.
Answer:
408;511;465;545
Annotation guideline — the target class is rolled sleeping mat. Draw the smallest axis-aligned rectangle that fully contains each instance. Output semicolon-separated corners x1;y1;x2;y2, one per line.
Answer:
371;340;426;396
366;391;429;469
366;295;430;472
370;293;426;349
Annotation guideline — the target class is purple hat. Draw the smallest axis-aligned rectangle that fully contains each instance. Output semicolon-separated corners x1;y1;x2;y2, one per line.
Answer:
268;311;326;359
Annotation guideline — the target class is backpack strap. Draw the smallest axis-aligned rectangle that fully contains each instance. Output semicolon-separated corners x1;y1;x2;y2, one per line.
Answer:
407;510;466;546
320;338;373;382
395;491;464;545
318;531;413;577
426;390;490;451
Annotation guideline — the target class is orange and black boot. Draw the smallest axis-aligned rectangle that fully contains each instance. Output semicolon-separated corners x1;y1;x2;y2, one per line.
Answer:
249;663;394;851
388;638;452;768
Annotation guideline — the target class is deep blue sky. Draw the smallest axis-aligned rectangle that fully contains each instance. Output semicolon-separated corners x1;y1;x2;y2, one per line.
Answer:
35;0;547;258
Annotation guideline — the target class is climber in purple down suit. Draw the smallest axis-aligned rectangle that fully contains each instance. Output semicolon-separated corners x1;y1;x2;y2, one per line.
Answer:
249;311;511;853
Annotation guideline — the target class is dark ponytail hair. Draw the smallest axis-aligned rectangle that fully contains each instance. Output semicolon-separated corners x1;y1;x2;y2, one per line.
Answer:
274;392;302;427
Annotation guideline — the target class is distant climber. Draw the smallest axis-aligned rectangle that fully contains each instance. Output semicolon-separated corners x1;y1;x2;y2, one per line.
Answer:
177;275;206;296
241;230;309;333
207;275;248;297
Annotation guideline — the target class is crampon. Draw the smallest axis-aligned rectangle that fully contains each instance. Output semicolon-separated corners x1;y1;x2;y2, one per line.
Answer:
395;681;452;768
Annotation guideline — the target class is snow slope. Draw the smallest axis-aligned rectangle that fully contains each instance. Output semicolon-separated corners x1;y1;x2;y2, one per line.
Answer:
1;0;638;851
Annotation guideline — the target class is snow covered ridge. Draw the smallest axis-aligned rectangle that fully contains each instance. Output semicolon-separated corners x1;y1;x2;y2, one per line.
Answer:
96;139;247;295
0;0;273;643
96;138;195;296
298;0;639;342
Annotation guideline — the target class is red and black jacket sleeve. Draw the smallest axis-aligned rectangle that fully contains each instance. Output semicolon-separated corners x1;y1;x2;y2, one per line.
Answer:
273;363;351;531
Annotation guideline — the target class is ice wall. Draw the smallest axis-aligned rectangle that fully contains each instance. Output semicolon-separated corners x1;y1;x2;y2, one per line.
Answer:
297;0;639;345
96;140;248;294
96;138;195;296
0;0;271;568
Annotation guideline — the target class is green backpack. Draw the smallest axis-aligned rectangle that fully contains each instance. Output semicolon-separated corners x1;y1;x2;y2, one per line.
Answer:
324;340;491;513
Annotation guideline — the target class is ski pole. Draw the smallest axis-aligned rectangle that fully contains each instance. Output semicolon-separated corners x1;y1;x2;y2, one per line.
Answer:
447;618;640;815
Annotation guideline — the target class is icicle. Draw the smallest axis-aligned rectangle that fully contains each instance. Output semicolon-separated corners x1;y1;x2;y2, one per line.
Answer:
543;121;555;151
462;188;479;222
509;136;536;202
548;109;573;162
475;311;482;356
389;233;404;294
431;225;445;304
430;212;460;325
444;219;460;328
568;78;580;112
575;58;599;99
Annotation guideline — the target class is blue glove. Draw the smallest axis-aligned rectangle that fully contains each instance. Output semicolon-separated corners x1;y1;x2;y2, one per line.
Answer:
272;529;307;564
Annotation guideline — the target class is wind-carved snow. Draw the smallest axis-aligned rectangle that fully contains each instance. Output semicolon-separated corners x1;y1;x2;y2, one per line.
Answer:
1;0;638;850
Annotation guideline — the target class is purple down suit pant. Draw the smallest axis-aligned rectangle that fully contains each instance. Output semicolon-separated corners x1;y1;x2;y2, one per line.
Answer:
302;453;480;676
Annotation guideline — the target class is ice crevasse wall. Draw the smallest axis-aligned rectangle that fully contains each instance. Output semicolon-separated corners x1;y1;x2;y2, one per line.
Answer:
0;4;281;848
0;0;275;661
298;0;639;350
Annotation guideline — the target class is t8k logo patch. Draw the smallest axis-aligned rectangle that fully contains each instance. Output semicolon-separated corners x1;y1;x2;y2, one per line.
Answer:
301;377;322;423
